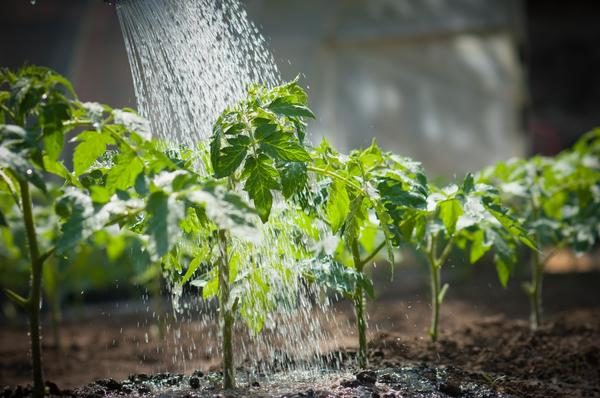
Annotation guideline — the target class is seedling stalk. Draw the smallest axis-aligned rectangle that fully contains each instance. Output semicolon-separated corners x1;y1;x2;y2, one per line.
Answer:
20;180;45;398
218;230;235;389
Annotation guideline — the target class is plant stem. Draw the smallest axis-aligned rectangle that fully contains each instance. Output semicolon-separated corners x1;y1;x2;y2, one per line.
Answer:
351;239;368;368
20;181;44;398
217;230;235;389
307;165;366;195
358;241;386;268
528;249;544;330
428;259;441;342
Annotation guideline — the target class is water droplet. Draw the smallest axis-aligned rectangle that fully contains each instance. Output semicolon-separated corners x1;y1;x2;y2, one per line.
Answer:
26;169;33;175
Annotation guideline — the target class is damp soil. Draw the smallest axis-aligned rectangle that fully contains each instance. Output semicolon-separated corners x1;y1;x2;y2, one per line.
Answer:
1;268;599;397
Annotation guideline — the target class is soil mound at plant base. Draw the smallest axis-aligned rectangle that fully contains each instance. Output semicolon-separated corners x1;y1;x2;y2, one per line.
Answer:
366;308;600;398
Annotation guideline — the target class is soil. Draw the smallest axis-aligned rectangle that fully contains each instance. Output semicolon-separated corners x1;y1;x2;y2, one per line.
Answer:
1;266;599;397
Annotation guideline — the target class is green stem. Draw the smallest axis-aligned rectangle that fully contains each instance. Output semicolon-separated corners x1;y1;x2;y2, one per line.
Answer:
20;181;44;398
358;241;386;268
529;249;543;330
351;239;368;368
218;230;235;389
428;258;441;342
307;165;366;195
425;233;455;342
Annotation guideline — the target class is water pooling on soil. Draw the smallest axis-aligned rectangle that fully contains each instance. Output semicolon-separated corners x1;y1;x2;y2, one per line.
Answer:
73;365;516;398
116;0;348;383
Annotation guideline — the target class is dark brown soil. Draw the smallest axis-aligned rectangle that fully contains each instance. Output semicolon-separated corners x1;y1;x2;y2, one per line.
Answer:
1;267;599;397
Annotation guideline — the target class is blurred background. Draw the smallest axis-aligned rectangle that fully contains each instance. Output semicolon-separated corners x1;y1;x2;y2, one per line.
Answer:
2;0;600;176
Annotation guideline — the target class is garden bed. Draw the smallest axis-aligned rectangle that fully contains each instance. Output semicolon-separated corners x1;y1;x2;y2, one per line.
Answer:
1;270;599;398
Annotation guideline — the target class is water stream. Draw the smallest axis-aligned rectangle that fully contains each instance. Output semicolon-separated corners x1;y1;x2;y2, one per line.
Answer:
116;0;346;380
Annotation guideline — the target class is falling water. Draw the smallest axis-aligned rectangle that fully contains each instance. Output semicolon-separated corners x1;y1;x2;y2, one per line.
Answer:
116;0;349;380
117;0;280;146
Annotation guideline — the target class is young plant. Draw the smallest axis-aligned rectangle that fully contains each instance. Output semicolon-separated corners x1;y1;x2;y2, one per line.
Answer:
0;66;259;396
479;130;600;329
207;78;314;388
387;173;535;341
307;140;427;367
0;67;143;397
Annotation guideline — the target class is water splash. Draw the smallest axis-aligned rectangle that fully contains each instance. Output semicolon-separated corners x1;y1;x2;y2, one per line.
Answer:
116;0;347;377
117;0;280;147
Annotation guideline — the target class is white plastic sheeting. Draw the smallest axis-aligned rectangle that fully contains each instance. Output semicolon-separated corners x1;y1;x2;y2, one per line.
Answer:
246;0;526;176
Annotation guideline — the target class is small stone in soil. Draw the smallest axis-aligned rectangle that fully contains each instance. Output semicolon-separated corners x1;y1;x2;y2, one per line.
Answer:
44;381;61;395
95;378;121;391
356;370;378;385
189;376;200;389
192;370;204;378
439;380;462;396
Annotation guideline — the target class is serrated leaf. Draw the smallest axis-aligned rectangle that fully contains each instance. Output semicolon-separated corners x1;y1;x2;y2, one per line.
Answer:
268;98;315;118
106;153;144;191
214;144;247;178
55;188;108;253
259;132;311;162
243;155;279;222
73;131;114;176
279;161;307;199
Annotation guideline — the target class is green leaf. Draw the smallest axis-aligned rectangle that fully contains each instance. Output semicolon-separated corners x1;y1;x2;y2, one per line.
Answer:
279;162;307;199
73;131;115;176
439;198;463;236
43;130;64;161
469;229;491;263
106;153;144;191
145;191;184;258
0;147;46;193
90;186;111;204
243;155;279;222
463;173;475;194
495;257;511;288
43;155;71;181
214;144;247;178
259;132;311;162
326;180;350;234
482;197;537;250
55;188;107;253
254;123;278;140
358;275;375;299
268;98;315;118
180;256;202;286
